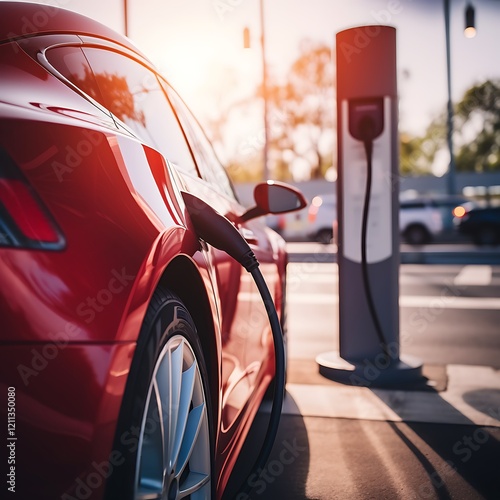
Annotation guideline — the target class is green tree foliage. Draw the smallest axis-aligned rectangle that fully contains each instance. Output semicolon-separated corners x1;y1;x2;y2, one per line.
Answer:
455;79;500;172
400;115;445;176
400;79;500;175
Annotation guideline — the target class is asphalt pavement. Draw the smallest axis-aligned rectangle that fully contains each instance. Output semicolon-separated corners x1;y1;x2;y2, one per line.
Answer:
223;244;500;500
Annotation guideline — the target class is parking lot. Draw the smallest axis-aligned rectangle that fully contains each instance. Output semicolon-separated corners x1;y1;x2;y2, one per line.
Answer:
224;248;500;499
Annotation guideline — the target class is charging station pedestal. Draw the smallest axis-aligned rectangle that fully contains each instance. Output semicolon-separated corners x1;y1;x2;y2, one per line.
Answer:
316;26;422;386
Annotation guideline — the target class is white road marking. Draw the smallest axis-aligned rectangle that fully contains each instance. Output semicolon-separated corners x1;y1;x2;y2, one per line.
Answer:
287;273;338;284
399;295;500;310
289;264;496;287
454;265;492;286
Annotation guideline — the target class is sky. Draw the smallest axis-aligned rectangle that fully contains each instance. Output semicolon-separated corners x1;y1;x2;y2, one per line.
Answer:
5;0;500;168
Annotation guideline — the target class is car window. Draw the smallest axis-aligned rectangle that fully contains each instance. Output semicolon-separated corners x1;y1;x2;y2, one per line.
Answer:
163;82;236;200
80;48;199;177
45;46;105;108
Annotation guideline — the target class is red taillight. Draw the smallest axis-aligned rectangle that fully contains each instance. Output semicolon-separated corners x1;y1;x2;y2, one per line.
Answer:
0;148;64;250
0;180;59;242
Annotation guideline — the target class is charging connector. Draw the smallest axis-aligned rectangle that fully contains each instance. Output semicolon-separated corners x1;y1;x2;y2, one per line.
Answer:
181;192;285;497
349;98;384;142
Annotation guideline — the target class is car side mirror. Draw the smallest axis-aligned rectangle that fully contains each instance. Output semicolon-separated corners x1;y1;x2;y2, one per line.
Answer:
240;181;307;222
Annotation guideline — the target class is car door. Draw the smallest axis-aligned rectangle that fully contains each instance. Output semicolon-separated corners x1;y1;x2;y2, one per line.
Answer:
164;85;277;426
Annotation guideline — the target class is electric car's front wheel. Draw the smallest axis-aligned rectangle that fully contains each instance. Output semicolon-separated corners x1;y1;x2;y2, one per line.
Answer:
136;333;212;499
106;288;214;500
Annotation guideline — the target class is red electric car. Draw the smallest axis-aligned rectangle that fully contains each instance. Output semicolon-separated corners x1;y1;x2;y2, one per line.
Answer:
0;3;305;498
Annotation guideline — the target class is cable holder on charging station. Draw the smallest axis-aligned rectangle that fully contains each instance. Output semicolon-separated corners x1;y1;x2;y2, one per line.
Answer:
349;98;392;361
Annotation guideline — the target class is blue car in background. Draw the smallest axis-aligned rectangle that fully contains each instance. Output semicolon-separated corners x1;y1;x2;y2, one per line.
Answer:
454;204;500;246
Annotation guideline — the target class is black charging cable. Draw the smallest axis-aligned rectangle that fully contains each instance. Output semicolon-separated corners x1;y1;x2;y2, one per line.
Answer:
240;266;286;496
181;192;285;498
359;118;391;360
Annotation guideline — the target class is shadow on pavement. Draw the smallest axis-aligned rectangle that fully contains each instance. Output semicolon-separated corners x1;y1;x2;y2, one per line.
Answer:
222;393;310;500
462;388;500;419
393;420;500;499
371;382;500;499
225;374;500;498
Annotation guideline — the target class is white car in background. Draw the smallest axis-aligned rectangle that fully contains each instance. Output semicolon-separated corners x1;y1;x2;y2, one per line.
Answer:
399;195;468;245
303;193;467;245
399;197;443;245
307;194;336;243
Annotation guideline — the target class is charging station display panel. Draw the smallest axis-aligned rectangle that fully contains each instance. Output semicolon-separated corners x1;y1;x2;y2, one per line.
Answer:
341;96;392;264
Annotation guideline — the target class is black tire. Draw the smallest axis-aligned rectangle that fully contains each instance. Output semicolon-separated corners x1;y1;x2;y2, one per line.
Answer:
473;225;499;246
316;228;334;244
404;224;431;245
105;287;215;499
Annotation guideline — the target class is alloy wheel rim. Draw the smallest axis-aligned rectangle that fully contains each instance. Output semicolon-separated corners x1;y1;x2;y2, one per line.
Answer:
135;334;211;499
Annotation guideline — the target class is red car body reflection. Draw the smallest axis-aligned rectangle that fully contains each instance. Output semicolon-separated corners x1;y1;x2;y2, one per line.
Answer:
0;3;288;498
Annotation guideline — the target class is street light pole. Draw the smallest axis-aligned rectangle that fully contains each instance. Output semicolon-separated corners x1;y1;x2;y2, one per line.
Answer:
124;0;129;37
259;0;269;181
444;0;456;195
